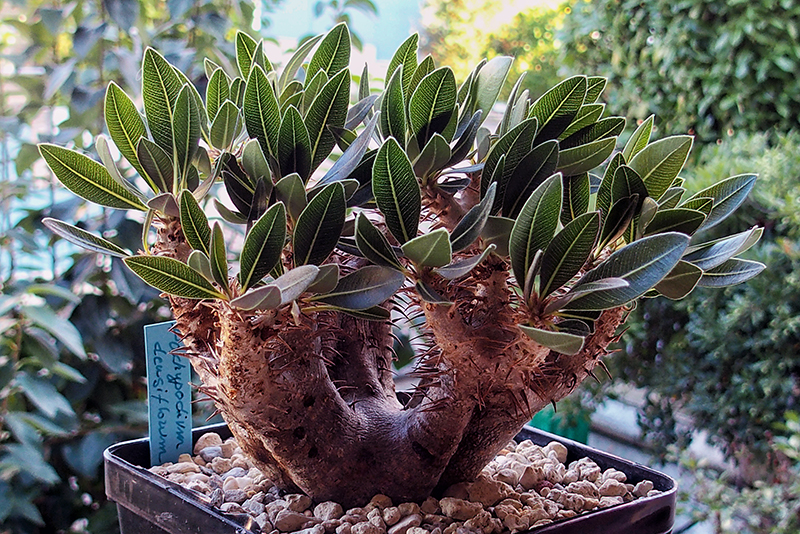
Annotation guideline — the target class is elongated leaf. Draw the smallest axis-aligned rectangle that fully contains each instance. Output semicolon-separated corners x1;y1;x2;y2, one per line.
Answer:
434;244;496;280
244;65;281;159
173;84;201;180
214;199;248;224
451;182;496;252
273;265;319;304
413;133;451;179
544;278;630;314
481;215;514;256
210;100;241;150
473;55;513;127
312;265;405;310
509;174;562;285
415;280;451;305
560;173;591;226
142;48;182;154
345;94;378;130
320;112;379;186
556;137;616;176
691;174;757;233
697;258;766;288
628;135;692;201
188;250;214;282
499;72;528;136
565;232;689;310
275;173;307;221
306;23;351;81
559;103;605;141
596;152;625;220
644;208;705;236
491;119;540;213
654;260;702;299
206;68;231;124
386;33;419;97
401;228;452;267
657;186;685;209
104;82;149;187
503;140;559;219
585;76;607;103
95;135;146;203
372;137;421;244
307;263;339;294
355;213;402;269
622;114;654;161
679;196;714;217
39;144;146;210
209;222;229;290
42;218;130;258
518;325;584;356
277;105;312;181
684;227;761;270
301;70;327;114
530;75;587;142
560;117;625;149
137;138;173;194
236;31;259;78
599;195;638;248
409;67;457;146
481;117;538;198
231;285;281;311
241;139;271;185
447;110;482;168
305;68;350;172
539;211;600;298
279;34;324;91
239;202;286;290
294;182;346;265
124;255;226;299
147;192;179;217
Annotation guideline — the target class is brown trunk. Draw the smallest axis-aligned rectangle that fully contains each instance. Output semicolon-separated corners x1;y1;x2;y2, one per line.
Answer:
153;197;627;507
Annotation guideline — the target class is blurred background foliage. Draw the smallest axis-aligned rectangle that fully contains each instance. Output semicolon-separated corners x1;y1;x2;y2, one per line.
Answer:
3;0;800;531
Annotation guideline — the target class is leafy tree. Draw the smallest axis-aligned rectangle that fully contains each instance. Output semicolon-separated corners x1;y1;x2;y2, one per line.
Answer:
40;23;762;507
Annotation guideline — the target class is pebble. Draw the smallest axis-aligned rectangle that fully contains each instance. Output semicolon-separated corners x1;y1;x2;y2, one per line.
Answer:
151;434;662;534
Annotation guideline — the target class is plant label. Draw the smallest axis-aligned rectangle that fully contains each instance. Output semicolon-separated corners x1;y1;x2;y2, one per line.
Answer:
145;321;192;466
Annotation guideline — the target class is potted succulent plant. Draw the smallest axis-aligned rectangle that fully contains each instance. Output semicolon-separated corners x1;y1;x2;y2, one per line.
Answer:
41;23;762;532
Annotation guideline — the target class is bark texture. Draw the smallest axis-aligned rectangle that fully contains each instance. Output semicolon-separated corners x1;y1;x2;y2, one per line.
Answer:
153;184;628;507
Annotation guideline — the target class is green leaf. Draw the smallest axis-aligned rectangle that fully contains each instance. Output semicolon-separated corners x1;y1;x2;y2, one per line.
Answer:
178;190;211;256
509;174;562;285
409;67;457;146
622;114;654;161
684;227;762;270
301;70;328;114
643;208;706;236
413;133;451;180
209;222;229;290
530;75;587;142
372;137;421;244
434;244;496;280
346;94;378;130
408;55;435;99
147;192;179;217
273;265;319;304
560;173;591;226
401;228;452;267
596;152;624;220
205;68;231;124
657;187;685;209
481;215;514;256
473;56;513;126
137;138;174;194
142;47;182;154
104;82;149;188
481;117;538;198
236;31;259;78
556;137;616;176
503;140;559;219
213;199;247;224
124;255;226;299
173;84;201;180
320;112;379;187
628;135;693;201
210;100;242;150
96;135;146;203
307;263;340;294
21;305;86;360
691;174;757;233
518;325;584;356
584;76;607;103
386;33;419;97
312;265;405;310
679;196;714;217
294;182;346;265
697;258;766;288
305;68;350;172
560;117;625;149
244;65;281;159
241;139;271;185
173;68;209;140
355;213;402;269
654;260;702;299
39;144;147;210
447;110;482;168
559;103;605;140
499;73;528;136
275;173;307;221
415;280;451;305
188;250;214;282
565;232;689;310
544;278;629;314
451;182;496;252
239;202;286;290
279;34;324;91
278;105;312;181
306;22;351;81
42;218;130;258
230;285;281;311
539;211;600;298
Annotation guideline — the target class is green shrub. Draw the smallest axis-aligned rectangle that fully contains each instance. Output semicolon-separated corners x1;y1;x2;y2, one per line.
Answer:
560;0;800;140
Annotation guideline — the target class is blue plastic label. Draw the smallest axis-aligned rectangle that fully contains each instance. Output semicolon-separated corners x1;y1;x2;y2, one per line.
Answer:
144;321;192;466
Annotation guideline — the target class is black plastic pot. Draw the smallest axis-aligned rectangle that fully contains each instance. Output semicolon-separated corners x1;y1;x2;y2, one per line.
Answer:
104;423;676;534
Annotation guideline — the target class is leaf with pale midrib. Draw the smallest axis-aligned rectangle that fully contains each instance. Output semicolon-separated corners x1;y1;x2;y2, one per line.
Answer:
294;183;346;266
104;82;149;190
142;48;182;155
239;202;286;291
124;255;226;300
372;138;421;245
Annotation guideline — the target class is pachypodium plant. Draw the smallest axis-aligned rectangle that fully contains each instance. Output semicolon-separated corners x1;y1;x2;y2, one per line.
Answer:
39;24;764;506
